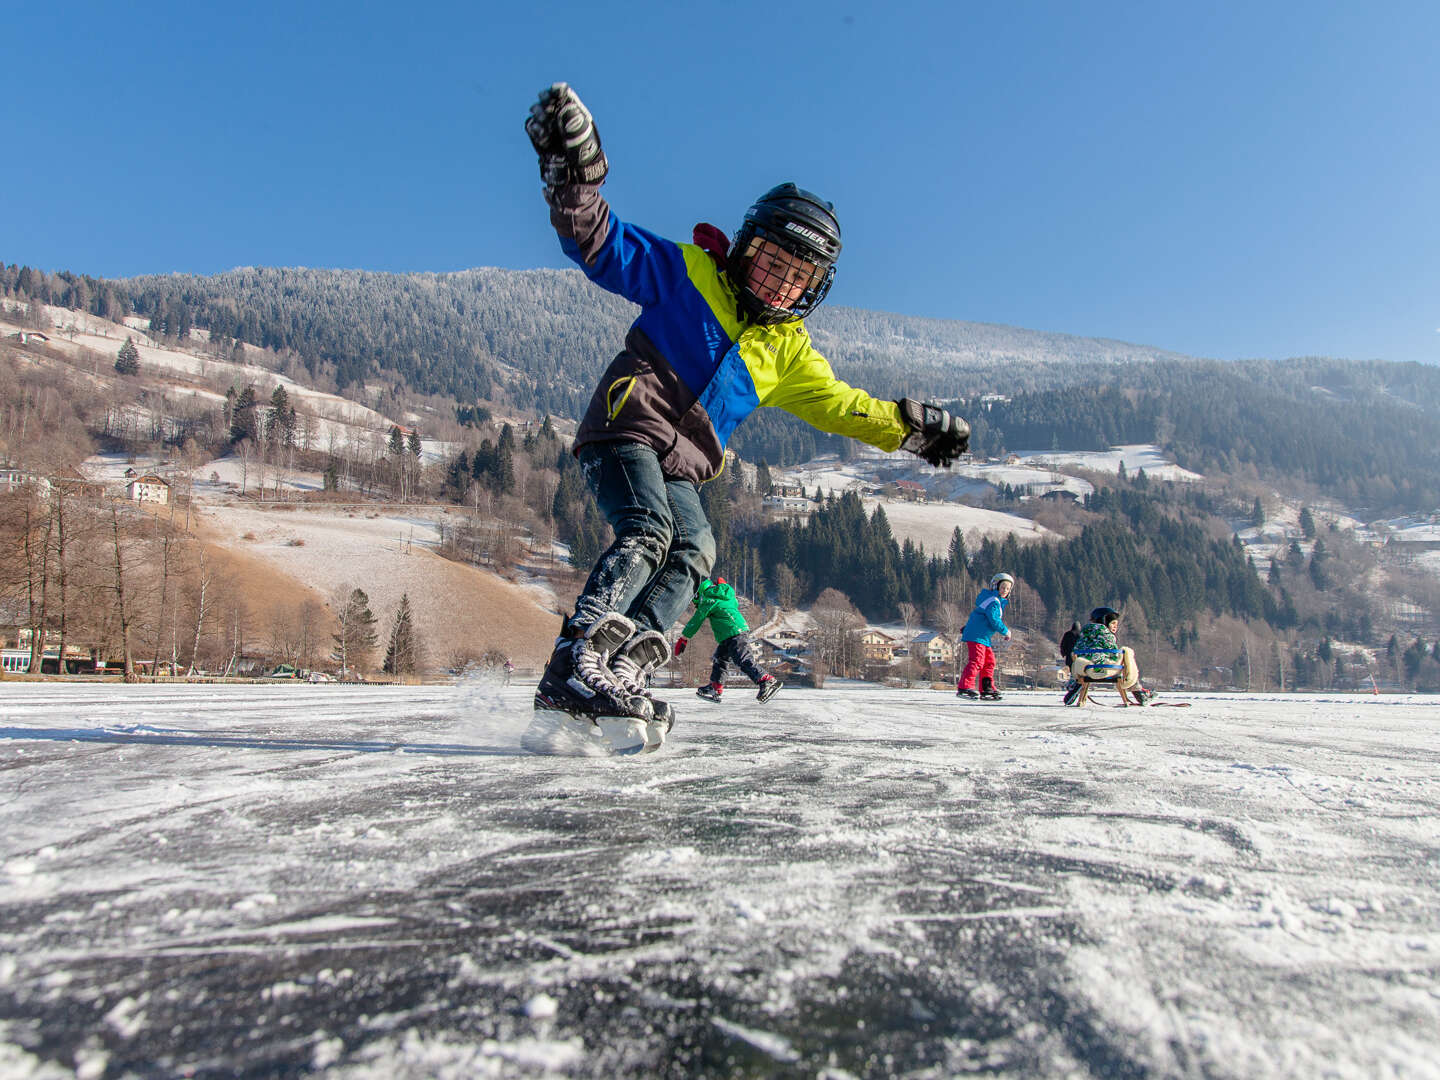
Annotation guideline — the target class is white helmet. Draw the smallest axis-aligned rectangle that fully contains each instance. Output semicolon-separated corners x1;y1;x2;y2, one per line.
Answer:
990;572;1015;588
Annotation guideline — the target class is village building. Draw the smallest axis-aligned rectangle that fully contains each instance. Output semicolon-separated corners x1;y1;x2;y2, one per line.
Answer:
127;474;170;505
763;494;812;513
0;463;26;494
892;480;927;503
910;630;956;667
860;628;899;663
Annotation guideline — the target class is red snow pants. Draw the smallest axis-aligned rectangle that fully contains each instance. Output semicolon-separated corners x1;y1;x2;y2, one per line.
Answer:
958;642;995;692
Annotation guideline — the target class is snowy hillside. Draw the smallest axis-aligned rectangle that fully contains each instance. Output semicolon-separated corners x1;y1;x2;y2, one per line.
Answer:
1;300;453;464
2;681;1435;1078
770;443;1205;553
78;452;568;669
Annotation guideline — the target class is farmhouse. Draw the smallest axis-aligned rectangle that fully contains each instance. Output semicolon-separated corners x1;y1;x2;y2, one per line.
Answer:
860;628;899;663
127;474;171;505
910;631;955;666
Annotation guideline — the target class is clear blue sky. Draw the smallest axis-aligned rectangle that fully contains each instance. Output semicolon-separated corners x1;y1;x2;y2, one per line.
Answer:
7;1;1437;364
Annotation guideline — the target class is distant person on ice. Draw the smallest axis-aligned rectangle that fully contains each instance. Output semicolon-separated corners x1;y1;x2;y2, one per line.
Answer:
674;576;779;704
1063;607;1155;706
957;573;1014;700
523;82;971;733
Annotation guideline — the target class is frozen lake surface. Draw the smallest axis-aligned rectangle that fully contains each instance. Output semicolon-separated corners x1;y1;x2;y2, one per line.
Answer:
2;682;1438;1079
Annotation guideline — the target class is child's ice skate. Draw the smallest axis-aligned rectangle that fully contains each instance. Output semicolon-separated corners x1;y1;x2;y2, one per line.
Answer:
755;674;782;703
696;682;723;703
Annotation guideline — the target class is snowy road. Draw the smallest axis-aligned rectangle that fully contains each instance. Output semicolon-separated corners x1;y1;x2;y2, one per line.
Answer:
1;682;1438;1079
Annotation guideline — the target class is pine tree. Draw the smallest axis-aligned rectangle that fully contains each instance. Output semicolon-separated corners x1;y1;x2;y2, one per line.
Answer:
269;385;295;448
1299;506;1317;539
382;593;419;675
947;528;968;577
388;426;405;456
115;337;140;376
230;385;259;443
1308;538;1333;591
331;588;378;676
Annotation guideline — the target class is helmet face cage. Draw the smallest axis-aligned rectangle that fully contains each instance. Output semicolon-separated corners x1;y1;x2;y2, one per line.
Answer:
731;224;835;324
728;184;841;325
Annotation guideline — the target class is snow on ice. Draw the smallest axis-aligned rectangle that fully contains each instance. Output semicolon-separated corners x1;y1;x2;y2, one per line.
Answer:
1;680;1438;1078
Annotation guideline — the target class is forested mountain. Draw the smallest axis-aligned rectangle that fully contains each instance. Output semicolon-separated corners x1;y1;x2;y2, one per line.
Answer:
966;359;1440;516
6;260;1440;513
2;263;1181;415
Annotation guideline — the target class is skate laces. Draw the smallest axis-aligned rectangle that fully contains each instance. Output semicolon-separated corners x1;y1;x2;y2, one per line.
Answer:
571;637;628;701
610;652;649;696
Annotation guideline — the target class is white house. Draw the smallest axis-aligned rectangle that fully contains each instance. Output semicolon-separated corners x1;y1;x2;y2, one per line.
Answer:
127;474;170;505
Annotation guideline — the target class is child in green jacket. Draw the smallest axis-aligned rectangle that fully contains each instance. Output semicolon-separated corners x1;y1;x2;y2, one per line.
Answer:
675;578;780;703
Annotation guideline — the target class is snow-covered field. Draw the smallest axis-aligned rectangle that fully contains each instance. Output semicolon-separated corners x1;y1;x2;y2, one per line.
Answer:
771;443;1209;552
3;682;1437;1078
774;457;1056;549
1019;445;1204;484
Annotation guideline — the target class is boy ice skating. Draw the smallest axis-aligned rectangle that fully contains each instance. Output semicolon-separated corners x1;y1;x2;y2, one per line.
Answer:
523;82;971;733
957;573;1013;700
675;577;779;703
1063;607;1155;706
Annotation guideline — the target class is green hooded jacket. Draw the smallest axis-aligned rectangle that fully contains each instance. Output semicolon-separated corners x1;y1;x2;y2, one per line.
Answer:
681;579;749;644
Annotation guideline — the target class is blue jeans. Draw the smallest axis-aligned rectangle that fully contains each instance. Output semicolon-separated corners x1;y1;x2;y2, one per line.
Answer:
571;441;716;636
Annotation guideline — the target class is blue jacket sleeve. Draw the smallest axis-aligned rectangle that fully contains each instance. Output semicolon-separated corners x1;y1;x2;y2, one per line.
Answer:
982;597;1010;637
544;183;689;309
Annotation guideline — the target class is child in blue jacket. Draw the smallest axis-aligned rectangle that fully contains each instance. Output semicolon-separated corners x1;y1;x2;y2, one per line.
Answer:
957;573;1014;700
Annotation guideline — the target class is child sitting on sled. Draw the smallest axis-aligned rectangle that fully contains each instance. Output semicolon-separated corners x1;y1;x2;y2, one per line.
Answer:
675;577;780;703
1063;607;1155;706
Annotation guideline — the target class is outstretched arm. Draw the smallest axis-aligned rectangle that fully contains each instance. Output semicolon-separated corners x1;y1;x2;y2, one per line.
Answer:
524;82;689;306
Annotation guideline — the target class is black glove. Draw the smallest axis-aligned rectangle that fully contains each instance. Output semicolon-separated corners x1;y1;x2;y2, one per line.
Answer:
897;398;970;467
525;82;607;187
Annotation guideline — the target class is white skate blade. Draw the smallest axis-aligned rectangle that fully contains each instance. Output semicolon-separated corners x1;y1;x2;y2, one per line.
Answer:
524;709;651;757
642;717;668;753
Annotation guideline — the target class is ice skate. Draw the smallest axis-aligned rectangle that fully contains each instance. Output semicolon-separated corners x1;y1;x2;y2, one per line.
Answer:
610;629;676;752
957;687;979;700
755;674;782;703
696;683;723;703
529;613;655;755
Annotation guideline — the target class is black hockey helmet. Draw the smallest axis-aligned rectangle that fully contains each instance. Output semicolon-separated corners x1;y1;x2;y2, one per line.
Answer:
1090;607;1121;626
728;183;841;325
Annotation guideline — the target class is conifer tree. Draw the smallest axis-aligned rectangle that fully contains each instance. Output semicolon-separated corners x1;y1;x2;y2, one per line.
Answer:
1299;506;1317;539
230;385;259;443
382;593;420;675
115;337;140;376
269;385;296;448
331;588;378;677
